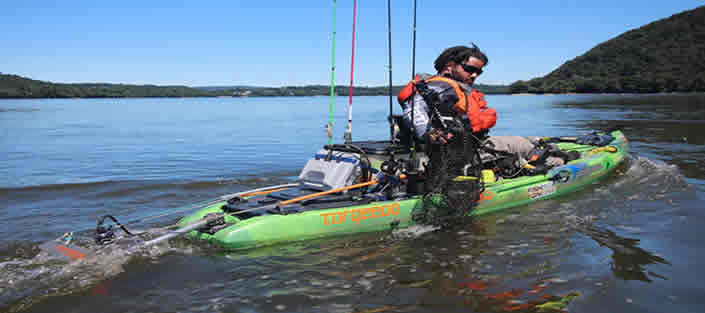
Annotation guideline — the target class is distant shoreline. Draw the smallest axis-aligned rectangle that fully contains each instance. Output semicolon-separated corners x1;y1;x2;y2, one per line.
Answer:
3;91;702;101
4;71;704;99
1;73;513;98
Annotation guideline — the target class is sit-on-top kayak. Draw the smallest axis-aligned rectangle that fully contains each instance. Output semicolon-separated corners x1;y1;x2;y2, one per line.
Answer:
177;130;628;250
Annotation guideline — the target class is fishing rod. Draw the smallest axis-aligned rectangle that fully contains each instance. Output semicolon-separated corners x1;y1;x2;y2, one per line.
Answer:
387;0;394;142
345;0;358;144
411;0;417;79
409;0;418;166
328;0;338;145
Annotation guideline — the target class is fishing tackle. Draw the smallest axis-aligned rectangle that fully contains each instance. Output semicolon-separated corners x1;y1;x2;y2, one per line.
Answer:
94;215;133;245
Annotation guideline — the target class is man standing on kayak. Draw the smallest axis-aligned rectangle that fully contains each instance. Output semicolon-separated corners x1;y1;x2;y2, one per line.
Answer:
397;44;566;174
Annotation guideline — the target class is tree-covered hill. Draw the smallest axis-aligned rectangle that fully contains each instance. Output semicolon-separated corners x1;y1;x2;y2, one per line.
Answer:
0;73;510;99
510;6;705;94
0;73;217;98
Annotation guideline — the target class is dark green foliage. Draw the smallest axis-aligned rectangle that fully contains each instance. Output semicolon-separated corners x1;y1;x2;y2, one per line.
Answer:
0;74;217;98
515;6;705;94
0;73;510;99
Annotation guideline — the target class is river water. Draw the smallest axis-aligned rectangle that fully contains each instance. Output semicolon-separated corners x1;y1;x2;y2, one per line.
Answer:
1;94;703;313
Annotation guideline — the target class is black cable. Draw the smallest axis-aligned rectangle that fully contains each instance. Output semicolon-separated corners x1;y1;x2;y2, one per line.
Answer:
97;214;134;236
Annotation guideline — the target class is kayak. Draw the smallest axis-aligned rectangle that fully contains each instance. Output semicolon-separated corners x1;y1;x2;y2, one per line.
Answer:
178;130;628;250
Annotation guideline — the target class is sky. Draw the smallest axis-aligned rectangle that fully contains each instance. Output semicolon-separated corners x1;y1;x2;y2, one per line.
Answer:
1;0;703;87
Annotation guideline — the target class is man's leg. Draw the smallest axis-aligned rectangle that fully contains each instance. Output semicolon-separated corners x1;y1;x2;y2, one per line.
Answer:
485;136;535;156
486;136;564;167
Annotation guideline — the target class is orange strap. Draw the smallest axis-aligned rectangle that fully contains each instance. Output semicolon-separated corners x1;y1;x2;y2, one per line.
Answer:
280;174;407;206
425;76;467;113
280;180;378;206
239;187;291;198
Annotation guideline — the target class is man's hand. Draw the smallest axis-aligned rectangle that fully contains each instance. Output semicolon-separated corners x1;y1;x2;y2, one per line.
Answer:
428;128;453;144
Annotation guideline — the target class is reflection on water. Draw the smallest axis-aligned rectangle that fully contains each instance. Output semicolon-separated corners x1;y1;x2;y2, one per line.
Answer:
556;93;705;179
570;217;670;282
0;162;693;313
1;94;704;313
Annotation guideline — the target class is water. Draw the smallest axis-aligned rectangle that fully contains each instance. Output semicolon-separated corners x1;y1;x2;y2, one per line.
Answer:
1;94;704;313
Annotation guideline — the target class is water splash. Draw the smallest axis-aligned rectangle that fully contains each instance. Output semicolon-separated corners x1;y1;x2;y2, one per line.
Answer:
0;227;198;312
614;155;686;191
390;224;440;239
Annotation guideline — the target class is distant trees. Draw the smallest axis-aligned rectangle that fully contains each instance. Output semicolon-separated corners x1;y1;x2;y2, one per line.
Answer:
0;74;218;98
0;73;511;99
5;6;704;99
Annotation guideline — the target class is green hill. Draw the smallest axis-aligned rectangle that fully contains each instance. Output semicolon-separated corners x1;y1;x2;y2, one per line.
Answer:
510;6;705;94
0;73;510;99
0;73;217;98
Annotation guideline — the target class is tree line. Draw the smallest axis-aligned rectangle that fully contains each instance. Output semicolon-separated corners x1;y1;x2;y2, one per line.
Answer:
0;74;216;98
0;73;510;98
3;6;704;98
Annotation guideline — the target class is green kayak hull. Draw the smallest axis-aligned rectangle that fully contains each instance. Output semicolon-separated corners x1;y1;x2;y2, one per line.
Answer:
179;131;628;250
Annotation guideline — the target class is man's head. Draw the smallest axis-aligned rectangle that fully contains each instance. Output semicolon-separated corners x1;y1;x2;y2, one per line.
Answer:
434;44;488;85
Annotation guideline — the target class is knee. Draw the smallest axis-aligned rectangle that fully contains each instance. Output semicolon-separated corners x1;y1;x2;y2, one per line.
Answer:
545;156;564;167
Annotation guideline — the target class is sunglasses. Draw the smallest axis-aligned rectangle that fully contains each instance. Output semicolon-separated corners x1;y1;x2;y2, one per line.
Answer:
460;63;483;75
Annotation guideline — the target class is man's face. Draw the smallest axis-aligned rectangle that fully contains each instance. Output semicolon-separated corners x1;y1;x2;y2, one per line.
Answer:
452;56;485;85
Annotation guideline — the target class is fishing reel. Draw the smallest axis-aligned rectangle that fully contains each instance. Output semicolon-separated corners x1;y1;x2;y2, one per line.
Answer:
380;157;402;176
368;157;406;199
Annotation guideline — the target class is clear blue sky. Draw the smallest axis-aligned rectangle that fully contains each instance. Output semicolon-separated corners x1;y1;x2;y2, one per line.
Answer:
1;1;702;87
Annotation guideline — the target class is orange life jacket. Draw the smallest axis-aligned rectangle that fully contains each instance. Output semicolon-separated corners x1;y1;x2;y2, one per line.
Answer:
397;75;497;133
